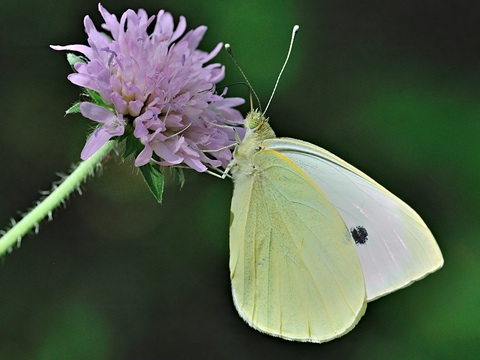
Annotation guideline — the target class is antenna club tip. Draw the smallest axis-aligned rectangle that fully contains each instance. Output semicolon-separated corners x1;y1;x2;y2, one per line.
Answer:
225;43;231;49
293;25;300;32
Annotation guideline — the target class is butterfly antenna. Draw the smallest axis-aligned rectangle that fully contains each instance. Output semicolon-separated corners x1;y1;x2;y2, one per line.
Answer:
225;43;261;113
264;25;299;114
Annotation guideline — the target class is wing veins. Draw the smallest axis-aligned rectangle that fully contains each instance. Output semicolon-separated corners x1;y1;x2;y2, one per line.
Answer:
260;164;359;318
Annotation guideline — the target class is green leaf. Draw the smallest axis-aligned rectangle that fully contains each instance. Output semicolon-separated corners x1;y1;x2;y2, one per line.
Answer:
65;102;81;115
140;162;165;203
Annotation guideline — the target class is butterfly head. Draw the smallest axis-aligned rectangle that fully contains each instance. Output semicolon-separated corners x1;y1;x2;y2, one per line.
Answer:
244;110;275;140
245;110;267;130
228;110;275;175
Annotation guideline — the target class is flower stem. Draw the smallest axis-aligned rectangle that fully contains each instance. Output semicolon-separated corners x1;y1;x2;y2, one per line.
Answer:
0;141;115;257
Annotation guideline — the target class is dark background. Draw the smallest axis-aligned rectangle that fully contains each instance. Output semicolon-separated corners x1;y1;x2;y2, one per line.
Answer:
1;0;479;359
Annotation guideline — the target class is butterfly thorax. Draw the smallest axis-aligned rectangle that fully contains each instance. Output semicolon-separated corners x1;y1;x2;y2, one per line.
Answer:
229;110;276;179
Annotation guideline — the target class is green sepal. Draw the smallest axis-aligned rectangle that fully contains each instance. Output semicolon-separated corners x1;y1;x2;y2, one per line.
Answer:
66;53;86;67
85;89;110;108
140;162;165;203
115;124;141;159
172;168;186;189
66;90;112;116
65;102;81;115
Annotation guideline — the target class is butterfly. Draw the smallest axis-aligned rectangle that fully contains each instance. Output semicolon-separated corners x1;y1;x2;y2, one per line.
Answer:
227;109;443;342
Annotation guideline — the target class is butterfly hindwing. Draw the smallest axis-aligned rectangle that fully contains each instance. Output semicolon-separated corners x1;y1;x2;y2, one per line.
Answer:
263;138;444;301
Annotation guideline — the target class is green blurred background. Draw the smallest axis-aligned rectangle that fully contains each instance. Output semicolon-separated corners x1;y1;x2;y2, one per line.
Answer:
1;0;479;359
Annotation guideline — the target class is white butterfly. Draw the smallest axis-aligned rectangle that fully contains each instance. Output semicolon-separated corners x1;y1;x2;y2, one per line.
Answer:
227;109;443;343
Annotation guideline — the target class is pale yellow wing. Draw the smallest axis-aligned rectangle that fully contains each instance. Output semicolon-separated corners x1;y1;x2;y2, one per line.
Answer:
229;149;366;342
264;138;443;301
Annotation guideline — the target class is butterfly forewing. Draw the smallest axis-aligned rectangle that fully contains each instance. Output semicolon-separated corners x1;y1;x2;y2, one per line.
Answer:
263;138;443;301
230;149;366;342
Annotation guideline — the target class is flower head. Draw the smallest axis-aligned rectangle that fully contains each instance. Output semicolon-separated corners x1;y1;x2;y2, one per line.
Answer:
52;4;244;172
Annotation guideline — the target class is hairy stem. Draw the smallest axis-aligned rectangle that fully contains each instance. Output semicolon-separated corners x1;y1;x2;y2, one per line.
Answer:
0;141;115;257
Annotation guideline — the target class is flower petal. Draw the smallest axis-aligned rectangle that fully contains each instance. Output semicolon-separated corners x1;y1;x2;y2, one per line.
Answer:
135;144;153;167
80;103;115;123
81;127;114;160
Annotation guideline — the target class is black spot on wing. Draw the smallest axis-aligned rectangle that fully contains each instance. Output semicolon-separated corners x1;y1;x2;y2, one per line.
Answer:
350;226;368;245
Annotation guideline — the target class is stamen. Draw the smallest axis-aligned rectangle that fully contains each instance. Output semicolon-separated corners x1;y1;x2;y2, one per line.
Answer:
101;47;118;67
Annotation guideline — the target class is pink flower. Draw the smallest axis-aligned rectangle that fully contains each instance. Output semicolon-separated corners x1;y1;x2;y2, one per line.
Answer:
52;4;244;172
